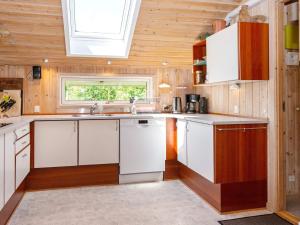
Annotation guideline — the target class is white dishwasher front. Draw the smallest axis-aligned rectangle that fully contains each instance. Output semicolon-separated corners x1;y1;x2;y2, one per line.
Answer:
120;118;166;176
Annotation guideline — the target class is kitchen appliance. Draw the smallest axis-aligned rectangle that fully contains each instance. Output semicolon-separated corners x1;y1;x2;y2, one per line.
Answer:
186;94;200;114
172;97;182;114
120;118;166;184
199;97;208;114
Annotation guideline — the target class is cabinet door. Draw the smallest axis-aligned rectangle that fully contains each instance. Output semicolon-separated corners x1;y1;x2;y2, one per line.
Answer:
35;121;78;168
16;146;30;189
4;132;16;203
206;23;239;83
215;124;267;184
79;120;119;165
187;121;214;182
0;135;4;210
177;120;187;166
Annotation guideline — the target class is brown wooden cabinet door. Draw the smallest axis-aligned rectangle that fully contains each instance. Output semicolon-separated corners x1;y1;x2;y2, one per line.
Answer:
214;124;267;184
239;22;269;80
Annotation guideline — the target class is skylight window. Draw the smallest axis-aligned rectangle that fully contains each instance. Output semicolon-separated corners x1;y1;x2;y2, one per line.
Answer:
62;0;141;58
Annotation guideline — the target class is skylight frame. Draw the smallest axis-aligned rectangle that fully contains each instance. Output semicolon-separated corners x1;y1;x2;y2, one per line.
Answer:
61;0;142;58
69;0;131;40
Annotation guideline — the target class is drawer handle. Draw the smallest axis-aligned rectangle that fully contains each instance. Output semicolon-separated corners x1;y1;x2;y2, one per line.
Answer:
217;127;267;131
21;129;28;132
21;141;27;145
22;153;28;158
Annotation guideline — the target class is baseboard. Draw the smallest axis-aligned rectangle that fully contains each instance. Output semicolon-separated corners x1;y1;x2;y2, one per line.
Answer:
0;180;26;225
26;164;119;190
164;160;179;180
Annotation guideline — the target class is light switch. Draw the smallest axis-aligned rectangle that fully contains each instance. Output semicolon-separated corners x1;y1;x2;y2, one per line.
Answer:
34;105;40;113
285;51;299;66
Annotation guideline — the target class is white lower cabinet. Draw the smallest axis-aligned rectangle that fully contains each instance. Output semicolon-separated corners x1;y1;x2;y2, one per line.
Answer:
4;132;16;204
177;119;187;166
0;135;4;210
186;121;214;182
34;121;78;168
79;120;119;165
16;146;30;189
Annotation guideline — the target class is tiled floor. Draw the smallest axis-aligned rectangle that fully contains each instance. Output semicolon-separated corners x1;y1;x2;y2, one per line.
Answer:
286;194;300;218
8;180;270;225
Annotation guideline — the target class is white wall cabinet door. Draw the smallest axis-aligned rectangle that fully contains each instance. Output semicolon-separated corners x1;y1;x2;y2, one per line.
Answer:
35;121;78;168
0;135;4;210
177;119;187;166
79;120;119;165
186;121;214;182
4;132;16;203
206;23;239;83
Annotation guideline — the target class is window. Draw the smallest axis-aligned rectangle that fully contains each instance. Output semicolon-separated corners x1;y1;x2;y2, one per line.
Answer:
62;0;141;58
60;76;153;105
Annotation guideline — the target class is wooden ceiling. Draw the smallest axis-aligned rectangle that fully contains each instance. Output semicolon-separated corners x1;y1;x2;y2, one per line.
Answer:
0;0;243;68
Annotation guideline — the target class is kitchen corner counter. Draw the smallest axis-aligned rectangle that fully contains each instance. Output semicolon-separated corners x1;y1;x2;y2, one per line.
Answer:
0;113;268;135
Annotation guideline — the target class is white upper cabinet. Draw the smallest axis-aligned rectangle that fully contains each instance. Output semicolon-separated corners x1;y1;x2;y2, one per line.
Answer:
79;120;119;165
207;23;239;83
34;121;78;168
186;121;214;182
206;22;269;83
4;132;16;203
0;135;4;210
177;120;187;166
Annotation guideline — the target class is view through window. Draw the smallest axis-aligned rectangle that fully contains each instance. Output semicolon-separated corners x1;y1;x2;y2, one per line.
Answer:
60;76;152;105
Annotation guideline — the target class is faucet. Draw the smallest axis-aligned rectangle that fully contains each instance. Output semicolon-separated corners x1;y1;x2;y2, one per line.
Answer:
89;103;98;115
130;97;137;115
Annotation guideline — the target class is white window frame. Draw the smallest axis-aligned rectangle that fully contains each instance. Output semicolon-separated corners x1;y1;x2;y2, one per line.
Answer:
59;75;153;106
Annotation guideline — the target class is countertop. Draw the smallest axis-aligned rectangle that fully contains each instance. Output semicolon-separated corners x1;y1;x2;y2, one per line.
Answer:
0;113;268;135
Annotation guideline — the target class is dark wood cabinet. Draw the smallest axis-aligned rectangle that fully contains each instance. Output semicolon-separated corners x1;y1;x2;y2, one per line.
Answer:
214;124;267;184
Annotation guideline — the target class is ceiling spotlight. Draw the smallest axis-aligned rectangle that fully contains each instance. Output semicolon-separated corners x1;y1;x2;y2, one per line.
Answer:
107;60;112;65
161;61;168;66
43;58;49;63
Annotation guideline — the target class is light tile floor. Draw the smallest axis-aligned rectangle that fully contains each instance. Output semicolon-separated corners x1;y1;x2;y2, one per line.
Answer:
8;180;270;225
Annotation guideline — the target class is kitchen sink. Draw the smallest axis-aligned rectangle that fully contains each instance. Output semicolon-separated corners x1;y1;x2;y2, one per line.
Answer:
72;114;113;118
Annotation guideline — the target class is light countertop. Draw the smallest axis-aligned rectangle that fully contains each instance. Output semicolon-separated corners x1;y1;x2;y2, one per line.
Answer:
0;113;268;135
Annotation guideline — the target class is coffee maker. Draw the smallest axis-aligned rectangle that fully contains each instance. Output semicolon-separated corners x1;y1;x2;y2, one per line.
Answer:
185;94;200;113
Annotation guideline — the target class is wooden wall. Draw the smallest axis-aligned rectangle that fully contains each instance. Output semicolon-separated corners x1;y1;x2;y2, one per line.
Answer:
0;65;193;114
284;66;300;196
195;0;270;119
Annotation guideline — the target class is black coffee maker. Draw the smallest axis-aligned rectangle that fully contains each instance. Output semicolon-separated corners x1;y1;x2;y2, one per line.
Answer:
185;94;200;113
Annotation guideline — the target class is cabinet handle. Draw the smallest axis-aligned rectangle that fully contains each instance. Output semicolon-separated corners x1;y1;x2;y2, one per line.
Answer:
216;127;267;132
21;141;27;145
22;153;28;158
73;121;77;132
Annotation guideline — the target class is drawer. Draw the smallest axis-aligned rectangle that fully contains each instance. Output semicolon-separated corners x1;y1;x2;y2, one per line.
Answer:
16;146;30;189
15;124;30;139
15;134;30;155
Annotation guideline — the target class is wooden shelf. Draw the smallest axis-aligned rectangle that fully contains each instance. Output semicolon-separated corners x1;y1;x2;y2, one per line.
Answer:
193;40;206;85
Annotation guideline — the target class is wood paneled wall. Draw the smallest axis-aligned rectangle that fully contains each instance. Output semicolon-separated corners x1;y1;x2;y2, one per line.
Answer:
0;65;193;114
195;0;270;119
284;66;300;196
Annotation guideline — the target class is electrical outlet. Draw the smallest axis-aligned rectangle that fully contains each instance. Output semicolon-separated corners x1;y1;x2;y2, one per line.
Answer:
233;105;239;114
34;105;40;113
289;175;296;182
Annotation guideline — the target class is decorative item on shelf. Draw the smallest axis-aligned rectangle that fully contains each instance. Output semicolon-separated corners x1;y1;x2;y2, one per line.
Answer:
213;20;226;33
195;71;205;84
193;59;206;66
285;23;299;50
236;5;251;22
195;32;211;42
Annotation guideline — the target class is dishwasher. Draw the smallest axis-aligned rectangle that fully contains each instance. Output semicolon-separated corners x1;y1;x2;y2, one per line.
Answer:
120;118;166;184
